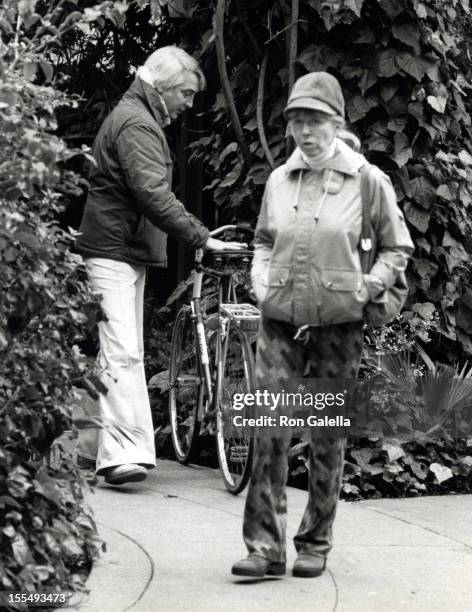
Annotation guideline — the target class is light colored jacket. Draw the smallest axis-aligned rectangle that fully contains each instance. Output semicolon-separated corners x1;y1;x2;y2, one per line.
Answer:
251;139;414;327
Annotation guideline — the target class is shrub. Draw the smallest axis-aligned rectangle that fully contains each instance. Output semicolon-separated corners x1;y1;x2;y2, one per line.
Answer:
0;1;106;602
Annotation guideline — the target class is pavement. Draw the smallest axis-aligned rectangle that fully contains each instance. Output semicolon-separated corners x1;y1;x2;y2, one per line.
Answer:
70;459;472;612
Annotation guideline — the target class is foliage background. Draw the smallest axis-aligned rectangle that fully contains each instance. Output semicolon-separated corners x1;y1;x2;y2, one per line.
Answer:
3;1;472;599
50;0;472;496
53;0;472;361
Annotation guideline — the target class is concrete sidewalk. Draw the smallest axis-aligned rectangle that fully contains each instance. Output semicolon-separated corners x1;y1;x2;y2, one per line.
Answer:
71;460;472;612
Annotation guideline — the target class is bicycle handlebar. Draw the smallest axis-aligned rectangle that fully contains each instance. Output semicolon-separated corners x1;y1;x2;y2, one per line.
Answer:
195;224;254;267
209;223;254;238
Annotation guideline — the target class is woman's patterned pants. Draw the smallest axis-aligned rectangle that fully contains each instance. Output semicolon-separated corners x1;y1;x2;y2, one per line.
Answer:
243;317;364;563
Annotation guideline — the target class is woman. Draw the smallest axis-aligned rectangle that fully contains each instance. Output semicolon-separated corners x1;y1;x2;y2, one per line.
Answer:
232;72;414;578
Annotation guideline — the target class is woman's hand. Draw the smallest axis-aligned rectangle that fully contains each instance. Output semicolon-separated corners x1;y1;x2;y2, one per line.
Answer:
203;237;248;251
363;273;385;300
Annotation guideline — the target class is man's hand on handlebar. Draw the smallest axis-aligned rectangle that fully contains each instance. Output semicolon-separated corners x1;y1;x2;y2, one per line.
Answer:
203;237;248;251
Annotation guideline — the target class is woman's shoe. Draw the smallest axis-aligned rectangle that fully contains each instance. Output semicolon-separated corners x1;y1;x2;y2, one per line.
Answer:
292;554;326;578
104;464;147;485
232;554;286;577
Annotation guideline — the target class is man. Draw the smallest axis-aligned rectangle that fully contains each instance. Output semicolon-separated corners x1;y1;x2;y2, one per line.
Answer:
75;46;243;486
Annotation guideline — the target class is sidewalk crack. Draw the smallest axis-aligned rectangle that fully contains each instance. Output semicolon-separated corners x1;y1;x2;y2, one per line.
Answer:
358;506;472;552
96;520;155;611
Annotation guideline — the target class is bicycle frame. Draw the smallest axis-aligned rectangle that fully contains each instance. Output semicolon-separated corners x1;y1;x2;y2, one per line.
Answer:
168;223;259;492
190;225;242;420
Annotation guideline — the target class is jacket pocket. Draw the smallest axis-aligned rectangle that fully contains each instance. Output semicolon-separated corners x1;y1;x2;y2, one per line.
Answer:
318;268;368;324
126;213;167;265
251;274;269;305
260;265;292;322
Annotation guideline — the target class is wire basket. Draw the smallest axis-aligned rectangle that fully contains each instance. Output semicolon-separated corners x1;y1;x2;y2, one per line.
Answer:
220;303;260;333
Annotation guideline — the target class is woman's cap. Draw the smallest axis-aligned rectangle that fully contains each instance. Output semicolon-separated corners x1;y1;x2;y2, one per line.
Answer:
284;72;345;118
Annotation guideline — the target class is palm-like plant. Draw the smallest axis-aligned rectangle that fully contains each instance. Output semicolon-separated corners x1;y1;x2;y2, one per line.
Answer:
363;336;472;440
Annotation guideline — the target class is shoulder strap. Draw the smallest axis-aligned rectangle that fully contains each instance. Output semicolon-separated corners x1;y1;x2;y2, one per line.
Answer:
359;162;376;273
360;162;373;247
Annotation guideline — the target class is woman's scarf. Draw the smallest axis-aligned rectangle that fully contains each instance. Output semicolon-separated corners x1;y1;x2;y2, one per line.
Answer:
299;137;338;170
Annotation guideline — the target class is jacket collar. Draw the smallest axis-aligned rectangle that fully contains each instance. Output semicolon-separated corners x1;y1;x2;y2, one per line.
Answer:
285;138;365;176
122;77;171;127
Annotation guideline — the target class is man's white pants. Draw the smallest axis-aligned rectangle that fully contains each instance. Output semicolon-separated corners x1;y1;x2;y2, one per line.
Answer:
78;257;156;473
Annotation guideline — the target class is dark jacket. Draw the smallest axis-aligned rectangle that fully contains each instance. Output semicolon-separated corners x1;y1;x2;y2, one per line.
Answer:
76;77;209;266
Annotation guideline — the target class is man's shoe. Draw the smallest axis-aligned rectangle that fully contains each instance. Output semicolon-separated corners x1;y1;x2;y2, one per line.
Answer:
76;455;96;470
104;464;147;485
232;554;285;578
292;554;326;578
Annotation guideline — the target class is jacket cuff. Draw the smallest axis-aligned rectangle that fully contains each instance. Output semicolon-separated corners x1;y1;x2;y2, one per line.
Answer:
369;260;397;289
194;227;210;248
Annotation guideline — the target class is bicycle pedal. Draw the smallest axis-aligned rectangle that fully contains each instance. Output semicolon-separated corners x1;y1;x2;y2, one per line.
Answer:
172;375;201;388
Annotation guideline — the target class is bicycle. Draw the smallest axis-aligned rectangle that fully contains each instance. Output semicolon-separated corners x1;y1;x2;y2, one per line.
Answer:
168;224;260;494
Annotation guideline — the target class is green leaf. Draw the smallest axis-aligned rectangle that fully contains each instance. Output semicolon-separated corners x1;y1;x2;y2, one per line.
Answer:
344;0;364;17
380;82;399;103
382;440;405;462
392;23;421;54
415;237;430;253
148;370;169;391
346;94;378;122
387;117;407;133
395;53;432;82
296;45;322;72
149;0;164;25
355;28;375;44
40;61;54;83
429;462;453;484
366;134;391;152
456;295;472;333
23;61;37;82
12;535;32;566
64;10;82;26
394;133;412;167
410;460;429;480
409;176;436;209
404;202;430;233
412;302;436;320
243;118;257;131
220;142;238;159
3;525;15;537
375;49;398;77
0;17;14;34
414;259;438;280
378;0;404;19
18;0;37;15
458;150;472;166
436;184;454;201
427;90;448;114
61;536;83;559
75;21;91;35
415;2;428;19
83;7;103;22
351;448;376;467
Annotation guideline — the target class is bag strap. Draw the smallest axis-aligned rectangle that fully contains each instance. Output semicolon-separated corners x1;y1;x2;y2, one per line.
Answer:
360;163;373;245
359;162;375;273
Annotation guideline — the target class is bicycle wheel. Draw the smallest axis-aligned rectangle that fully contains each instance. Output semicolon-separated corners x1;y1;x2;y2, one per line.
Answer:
169;307;202;463
216;322;255;494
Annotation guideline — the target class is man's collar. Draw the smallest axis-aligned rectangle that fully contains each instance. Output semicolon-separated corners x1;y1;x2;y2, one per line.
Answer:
124;75;171;127
285;138;365;176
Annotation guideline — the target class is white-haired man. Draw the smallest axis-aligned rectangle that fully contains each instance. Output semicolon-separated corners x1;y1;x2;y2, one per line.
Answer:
76;46;242;485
